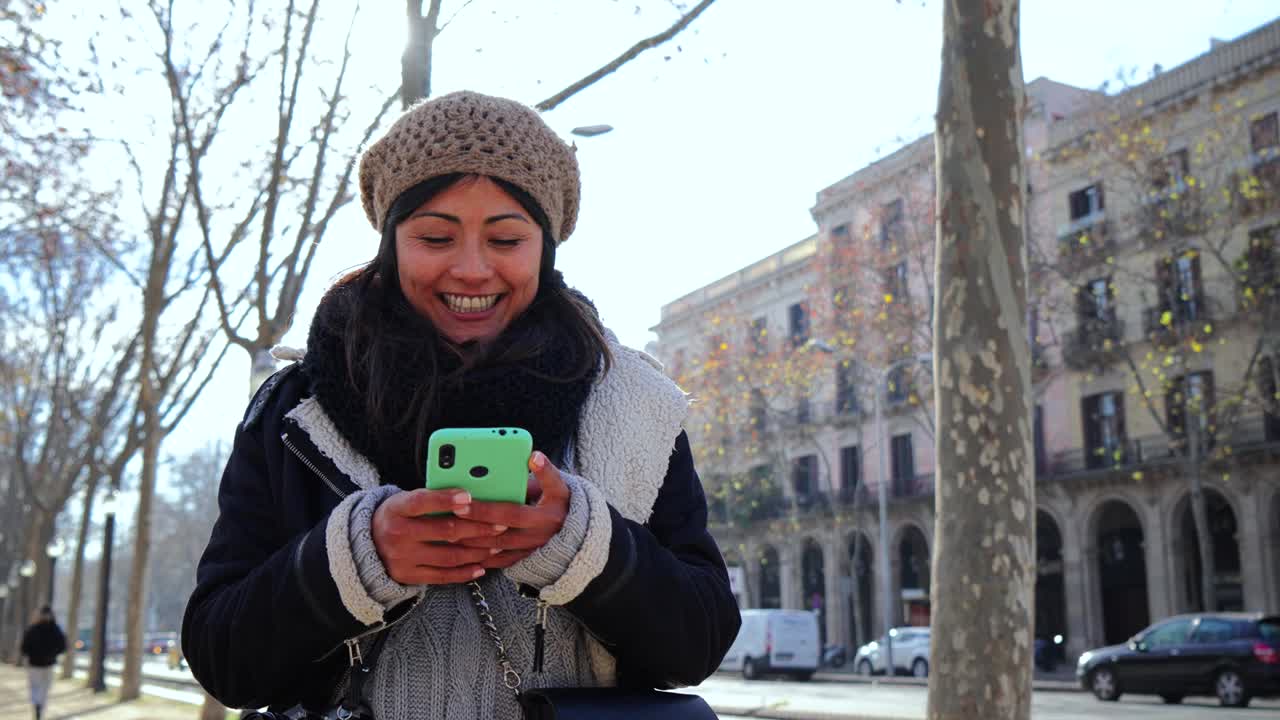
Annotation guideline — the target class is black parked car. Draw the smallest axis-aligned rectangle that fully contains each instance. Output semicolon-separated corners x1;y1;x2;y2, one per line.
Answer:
1077;612;1279;708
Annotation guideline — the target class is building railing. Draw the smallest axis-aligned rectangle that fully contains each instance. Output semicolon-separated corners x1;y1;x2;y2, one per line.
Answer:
1056;216;1111;272
1142;301;1212;347
1062;314;1125;370
1041;413;1280;481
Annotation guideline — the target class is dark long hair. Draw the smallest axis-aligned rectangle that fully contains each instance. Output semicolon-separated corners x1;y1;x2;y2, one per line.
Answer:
325;173;612;469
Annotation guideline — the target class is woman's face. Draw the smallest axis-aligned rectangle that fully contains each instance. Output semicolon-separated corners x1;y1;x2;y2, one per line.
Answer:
394;176;543;344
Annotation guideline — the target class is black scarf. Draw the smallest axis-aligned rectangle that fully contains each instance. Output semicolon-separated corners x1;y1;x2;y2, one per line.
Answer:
303;281;599;490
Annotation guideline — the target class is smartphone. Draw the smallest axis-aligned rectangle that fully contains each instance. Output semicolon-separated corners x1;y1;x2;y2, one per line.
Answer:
425;427;531;505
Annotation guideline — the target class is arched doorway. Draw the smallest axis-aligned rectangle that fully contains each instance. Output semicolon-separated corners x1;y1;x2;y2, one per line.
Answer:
1175;488;1242;611
847;532;874;648
759;546;781;609
1036;511;1067;659
898;525;930;626
802;539;826;643
1096;501;1149;645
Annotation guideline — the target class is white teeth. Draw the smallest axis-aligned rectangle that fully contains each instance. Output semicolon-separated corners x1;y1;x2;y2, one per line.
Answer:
443;294;499;313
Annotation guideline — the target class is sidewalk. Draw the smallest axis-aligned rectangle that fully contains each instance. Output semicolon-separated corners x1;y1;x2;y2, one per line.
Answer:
0;663;210;720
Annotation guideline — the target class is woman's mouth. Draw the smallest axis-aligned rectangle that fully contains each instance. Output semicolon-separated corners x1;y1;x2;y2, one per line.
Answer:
440;293;502;314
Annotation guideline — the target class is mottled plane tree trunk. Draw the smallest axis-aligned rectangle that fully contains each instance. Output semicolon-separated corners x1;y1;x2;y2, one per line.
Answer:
928;2;1034;720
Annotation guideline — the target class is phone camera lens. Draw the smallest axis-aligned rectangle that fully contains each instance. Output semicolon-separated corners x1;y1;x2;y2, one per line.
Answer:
498;429;507;436
439;444;455;469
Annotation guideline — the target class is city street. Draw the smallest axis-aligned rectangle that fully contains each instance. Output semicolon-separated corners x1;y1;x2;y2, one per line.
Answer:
689;674;1280;720
62;657;1280;720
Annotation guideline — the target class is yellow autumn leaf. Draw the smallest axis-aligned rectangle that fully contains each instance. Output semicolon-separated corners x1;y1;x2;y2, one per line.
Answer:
884;293;894;304
1203;323;1212;334
1132;471;1144;480
1186;176;1197;187
1191;340;1203;353
1160;311;1172;326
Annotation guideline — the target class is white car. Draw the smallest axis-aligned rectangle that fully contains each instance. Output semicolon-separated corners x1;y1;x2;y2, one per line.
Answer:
854;626;931;677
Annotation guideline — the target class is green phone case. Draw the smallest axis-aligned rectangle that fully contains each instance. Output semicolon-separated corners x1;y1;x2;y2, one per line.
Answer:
425;427;531;504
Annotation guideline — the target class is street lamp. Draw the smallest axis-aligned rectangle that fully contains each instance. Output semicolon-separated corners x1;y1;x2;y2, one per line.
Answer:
46;538;66;607
805;340;932;675
570;124;613;138
91;487;119;693
19;559;36;578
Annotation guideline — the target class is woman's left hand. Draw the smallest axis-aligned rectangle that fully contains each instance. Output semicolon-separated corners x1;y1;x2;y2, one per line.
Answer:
455;450;570;569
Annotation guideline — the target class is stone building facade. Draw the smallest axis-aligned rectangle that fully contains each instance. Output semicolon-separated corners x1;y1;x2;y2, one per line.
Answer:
650;19;1280;663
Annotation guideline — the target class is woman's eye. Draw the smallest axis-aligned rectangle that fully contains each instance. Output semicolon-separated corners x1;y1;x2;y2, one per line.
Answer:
416;236;451;246
490;238;523;248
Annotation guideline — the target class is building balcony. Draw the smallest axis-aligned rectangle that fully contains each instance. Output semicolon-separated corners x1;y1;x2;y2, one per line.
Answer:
1056;215;1111;273
891;472;936;499
1142;302;1212;348
1138;184;1205;245
1062;315;1125;370
1232;151;1280;218
1038;413;1280;482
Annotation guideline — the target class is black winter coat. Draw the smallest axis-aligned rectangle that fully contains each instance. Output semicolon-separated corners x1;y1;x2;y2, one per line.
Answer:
21;621;67;667
182;364;740;710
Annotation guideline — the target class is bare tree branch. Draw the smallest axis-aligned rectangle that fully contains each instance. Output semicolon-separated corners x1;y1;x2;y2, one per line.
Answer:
535;0;716;112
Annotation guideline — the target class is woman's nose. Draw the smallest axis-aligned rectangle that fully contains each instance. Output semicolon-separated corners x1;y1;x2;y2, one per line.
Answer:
449;240;491;281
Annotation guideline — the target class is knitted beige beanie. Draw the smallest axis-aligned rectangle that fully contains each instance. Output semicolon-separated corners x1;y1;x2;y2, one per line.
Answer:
358;91;581;244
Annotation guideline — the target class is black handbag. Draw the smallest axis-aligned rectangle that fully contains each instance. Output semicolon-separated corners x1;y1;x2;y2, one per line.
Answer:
517;688;717;720
467;580;718;720
241;630;389;720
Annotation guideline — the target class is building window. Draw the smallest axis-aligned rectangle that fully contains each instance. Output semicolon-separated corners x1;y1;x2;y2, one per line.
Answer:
1150;149;1189;191
750;316;768;355
1250;111;1279;154
1167;371;1215;453
796;395;812;424
788;302;809;347
792;455;818;498
1245;225;1278;296
1155;250;1205;323
1068;183;1105;221
749;389;767;435
886;364;910;405
1078;277;1114;322
890;434;915;497
840;445;861;496
882;261;909;301
881;198;905;248
1082;392;1126;469
831;222;852;247
669;349;686;380
836;362;858;415
1259;355;1280;442
1034;404;1047;476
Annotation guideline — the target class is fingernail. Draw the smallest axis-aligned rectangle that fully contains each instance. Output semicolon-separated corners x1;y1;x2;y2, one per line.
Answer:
532;452;546;471
472;568;485;579
454;492;472;504
454;505;470;515
493;525;508;533
490;548;502;555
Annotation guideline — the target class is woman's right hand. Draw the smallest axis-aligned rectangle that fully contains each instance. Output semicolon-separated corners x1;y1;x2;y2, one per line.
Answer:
371;490;507;585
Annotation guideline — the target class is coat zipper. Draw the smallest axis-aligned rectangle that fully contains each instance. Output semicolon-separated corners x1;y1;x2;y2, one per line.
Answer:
282;429;423;664
282;432;348;499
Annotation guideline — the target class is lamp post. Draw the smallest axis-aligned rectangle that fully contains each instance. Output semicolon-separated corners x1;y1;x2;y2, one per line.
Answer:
91;487;118;693
46;538;65;608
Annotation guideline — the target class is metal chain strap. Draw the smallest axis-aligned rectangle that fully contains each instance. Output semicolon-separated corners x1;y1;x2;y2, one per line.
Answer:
467;580;522;692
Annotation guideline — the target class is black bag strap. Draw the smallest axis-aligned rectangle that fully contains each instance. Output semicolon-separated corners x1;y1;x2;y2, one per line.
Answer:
343;630;391;711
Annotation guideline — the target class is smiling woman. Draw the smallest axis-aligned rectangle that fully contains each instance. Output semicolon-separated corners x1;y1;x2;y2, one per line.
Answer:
394;176;544;344
181;91;740;720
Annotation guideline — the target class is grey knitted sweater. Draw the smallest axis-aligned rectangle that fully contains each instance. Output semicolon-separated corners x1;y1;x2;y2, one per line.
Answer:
290;336;689;720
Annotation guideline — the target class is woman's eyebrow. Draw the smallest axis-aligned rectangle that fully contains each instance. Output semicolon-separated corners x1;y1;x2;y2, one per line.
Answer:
407;211;530;225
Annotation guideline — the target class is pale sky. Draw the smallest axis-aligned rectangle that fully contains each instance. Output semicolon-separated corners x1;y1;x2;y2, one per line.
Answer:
96;0;1279;462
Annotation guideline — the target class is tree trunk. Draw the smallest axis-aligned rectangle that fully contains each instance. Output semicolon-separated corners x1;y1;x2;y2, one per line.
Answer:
1186;425;1218;611
929;2;1033;720
121;244;168;700
61;476;98;679
401;0;440;108
249;346;278;396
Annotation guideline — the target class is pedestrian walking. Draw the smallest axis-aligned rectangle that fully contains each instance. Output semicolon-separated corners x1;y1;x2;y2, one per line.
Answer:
20;605;67;720
183;90;740;719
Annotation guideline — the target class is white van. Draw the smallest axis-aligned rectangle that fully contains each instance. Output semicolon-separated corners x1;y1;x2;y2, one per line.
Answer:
719;609;821;680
